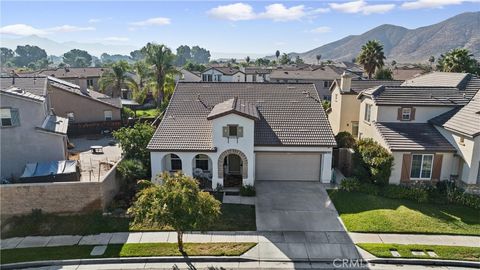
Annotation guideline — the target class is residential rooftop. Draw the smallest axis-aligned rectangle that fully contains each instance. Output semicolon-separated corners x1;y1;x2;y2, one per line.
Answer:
270;65;344;81
18;67;109;78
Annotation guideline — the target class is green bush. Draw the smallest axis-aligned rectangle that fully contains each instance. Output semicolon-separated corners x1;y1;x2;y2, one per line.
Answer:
240;185;256;197
117;159;148;182
340;177;361;192
447;187;480;209
121;107;135;119
335;131;356;149
354;139;394;185
359;182;381;196
382;184;429;203
113;123;155;168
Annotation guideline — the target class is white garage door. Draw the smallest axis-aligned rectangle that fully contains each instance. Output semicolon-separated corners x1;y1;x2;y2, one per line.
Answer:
255;152;322;181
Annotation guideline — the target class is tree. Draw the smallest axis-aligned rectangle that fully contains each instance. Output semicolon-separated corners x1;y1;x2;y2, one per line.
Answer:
191;46;210;64
391;60;397;68
184;62;206;72
130;50;144;61
437;48;479;75
295;56;304;65
356;40;386;79
354;138;393;185
279;53;291;65
128;173;221;252
63;49;92;67
374;67;393;80
113;123;155;167
141;43;176;107
255;58;270;66
132;61;152;89
14;45;47;67
245;56;250;65
428;55;435;65
335;132;356;148
175;45;191;66
99;60;136;97
316;54;322;65
1;47;14;66
275;50;280;61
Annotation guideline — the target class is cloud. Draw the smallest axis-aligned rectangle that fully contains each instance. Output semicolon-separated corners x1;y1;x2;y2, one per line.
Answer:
130;17;171;26
207;3;256;21
88;18;101;23
207;3;316;22
103;36;129;42
0;24;95;36
309;26;332;33
401;0;478;9
329;0;395;14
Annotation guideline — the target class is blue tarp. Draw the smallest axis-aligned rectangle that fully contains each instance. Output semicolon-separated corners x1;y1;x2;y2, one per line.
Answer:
20;160;77;178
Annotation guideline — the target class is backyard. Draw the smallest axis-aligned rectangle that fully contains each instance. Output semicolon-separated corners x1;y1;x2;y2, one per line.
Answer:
328;190;480;235
1;204;256;238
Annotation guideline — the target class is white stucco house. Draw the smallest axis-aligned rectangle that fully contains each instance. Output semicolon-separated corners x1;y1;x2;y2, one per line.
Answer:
148;82;336;188
201;67;245;83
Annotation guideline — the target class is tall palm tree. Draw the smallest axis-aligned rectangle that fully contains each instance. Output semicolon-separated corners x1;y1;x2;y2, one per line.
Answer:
437;49;478;74
246;56;250;65
132;60;152;89
316;54;322;65
356;40;386;79
141;43;175;107
98;60;136;98
275;50;280;61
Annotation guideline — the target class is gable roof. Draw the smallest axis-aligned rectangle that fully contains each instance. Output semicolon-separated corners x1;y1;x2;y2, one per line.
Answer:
270;65;343;81
204;67;244;75
331;79;404;94
0;87;45;103
402;72;469;88
375;122;456;152
19;67;109;78
244;67;272;75
0;76;48;96
207;97;259;120
148;82;336;151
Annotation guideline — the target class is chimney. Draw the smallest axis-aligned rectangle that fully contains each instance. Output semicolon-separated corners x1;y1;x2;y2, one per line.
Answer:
340;72;352;92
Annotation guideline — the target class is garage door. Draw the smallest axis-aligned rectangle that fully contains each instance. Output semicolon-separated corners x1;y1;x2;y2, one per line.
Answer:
255;152;322;181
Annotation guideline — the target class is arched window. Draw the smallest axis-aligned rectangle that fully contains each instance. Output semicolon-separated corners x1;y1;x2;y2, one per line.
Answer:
170;154;182;171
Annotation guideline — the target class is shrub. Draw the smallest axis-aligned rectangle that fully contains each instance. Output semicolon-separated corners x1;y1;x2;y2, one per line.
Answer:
354;139;394;185
335;131;356;149
121;107;135;119
382;184;429;203
113;123;155;168
446;186;480;209
117;159;148;182
340;177;361;192
240;185;256;196
358;182;381;196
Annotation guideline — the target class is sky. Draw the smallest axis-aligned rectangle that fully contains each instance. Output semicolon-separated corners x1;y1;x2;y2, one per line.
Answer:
1;0;479;58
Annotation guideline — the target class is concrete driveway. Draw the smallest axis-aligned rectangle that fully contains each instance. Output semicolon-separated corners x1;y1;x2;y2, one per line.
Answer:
255;181;345;232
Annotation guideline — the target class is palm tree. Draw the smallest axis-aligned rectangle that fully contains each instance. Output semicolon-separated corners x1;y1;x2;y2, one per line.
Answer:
275;50;280;61
316;54;322;65
132;60;152;89
141;43;175;107
437;49;479;74
98;60;136;98
246;56;250;65
356;40;386;79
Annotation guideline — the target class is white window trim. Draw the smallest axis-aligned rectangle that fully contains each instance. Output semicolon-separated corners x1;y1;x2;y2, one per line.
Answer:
364;104;372;123
0;108;13;127
402;107;411;121
104;110;113;121
410;154;434;180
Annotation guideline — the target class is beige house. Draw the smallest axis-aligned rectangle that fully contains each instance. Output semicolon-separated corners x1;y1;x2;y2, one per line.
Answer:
327;73;403;136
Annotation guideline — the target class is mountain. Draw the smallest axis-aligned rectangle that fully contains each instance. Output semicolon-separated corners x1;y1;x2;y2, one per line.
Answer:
0;35;137;57
286;12;480;63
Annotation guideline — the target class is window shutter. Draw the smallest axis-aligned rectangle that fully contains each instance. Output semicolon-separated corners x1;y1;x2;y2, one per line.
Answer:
10;109;20;126
237;126;243;137
397;108;402;121
411;108;416;121
222;126;228;137
400;153;411;182
432;154;443;181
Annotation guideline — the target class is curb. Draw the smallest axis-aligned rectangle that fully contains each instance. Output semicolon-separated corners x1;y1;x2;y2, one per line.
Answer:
2;256;480;270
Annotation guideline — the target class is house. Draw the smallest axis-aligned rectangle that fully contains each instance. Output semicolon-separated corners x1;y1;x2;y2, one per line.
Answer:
201;67;246;82
1;76;122;125
1;82;69;179
148;82;336;188
19;67;110;92
327;73;404;136
174;68;202;83
391;66;426;81
356;72;480;185
269;65;355;100
242;67;272;82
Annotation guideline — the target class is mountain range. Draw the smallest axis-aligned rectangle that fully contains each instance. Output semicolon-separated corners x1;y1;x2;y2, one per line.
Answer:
282;12;480;64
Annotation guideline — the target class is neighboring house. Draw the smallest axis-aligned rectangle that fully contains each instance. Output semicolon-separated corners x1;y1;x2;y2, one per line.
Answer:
327;73;404;136
201;67;245;82
1;76;121;124
148;82;336;188
1;83;69;179
391;67;426;81
269;65;354;100
174;68;202;83
19;67;109;92
331;62;364;77
356;72;480;185
242;67;272;82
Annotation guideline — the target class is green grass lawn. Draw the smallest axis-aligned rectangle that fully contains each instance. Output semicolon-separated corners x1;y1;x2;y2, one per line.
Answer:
358;243;480;262
328;190;480;235
135;108;159;118
0;243;256;264
1;204;256;238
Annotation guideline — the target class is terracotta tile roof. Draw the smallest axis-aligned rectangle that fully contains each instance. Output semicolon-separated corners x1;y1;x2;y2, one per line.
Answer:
207;97;259;120
148;82;336;151
375;122;456;152
349;79;404;94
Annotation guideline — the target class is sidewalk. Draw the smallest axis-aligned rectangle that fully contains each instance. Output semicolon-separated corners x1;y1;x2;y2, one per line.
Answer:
349;233;480;247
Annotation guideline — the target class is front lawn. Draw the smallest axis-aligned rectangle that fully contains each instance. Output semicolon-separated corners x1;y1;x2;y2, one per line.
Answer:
0;243;256;264
328;190;480;235
1;204;256;238
358;243;480;262
135;108;159;118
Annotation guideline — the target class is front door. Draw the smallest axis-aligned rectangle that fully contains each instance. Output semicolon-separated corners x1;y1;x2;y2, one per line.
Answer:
224;154;242;187
228;154;241;174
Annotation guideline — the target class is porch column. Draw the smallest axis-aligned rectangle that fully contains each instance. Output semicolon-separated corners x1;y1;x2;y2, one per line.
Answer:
150;152;164;184
211;155;221;189
321;151;333;183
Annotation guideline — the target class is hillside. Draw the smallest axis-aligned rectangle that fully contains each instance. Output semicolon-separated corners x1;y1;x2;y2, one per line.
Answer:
287;12;480;63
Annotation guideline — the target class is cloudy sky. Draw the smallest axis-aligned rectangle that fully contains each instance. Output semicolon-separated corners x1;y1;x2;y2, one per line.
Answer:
1;0;479;57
